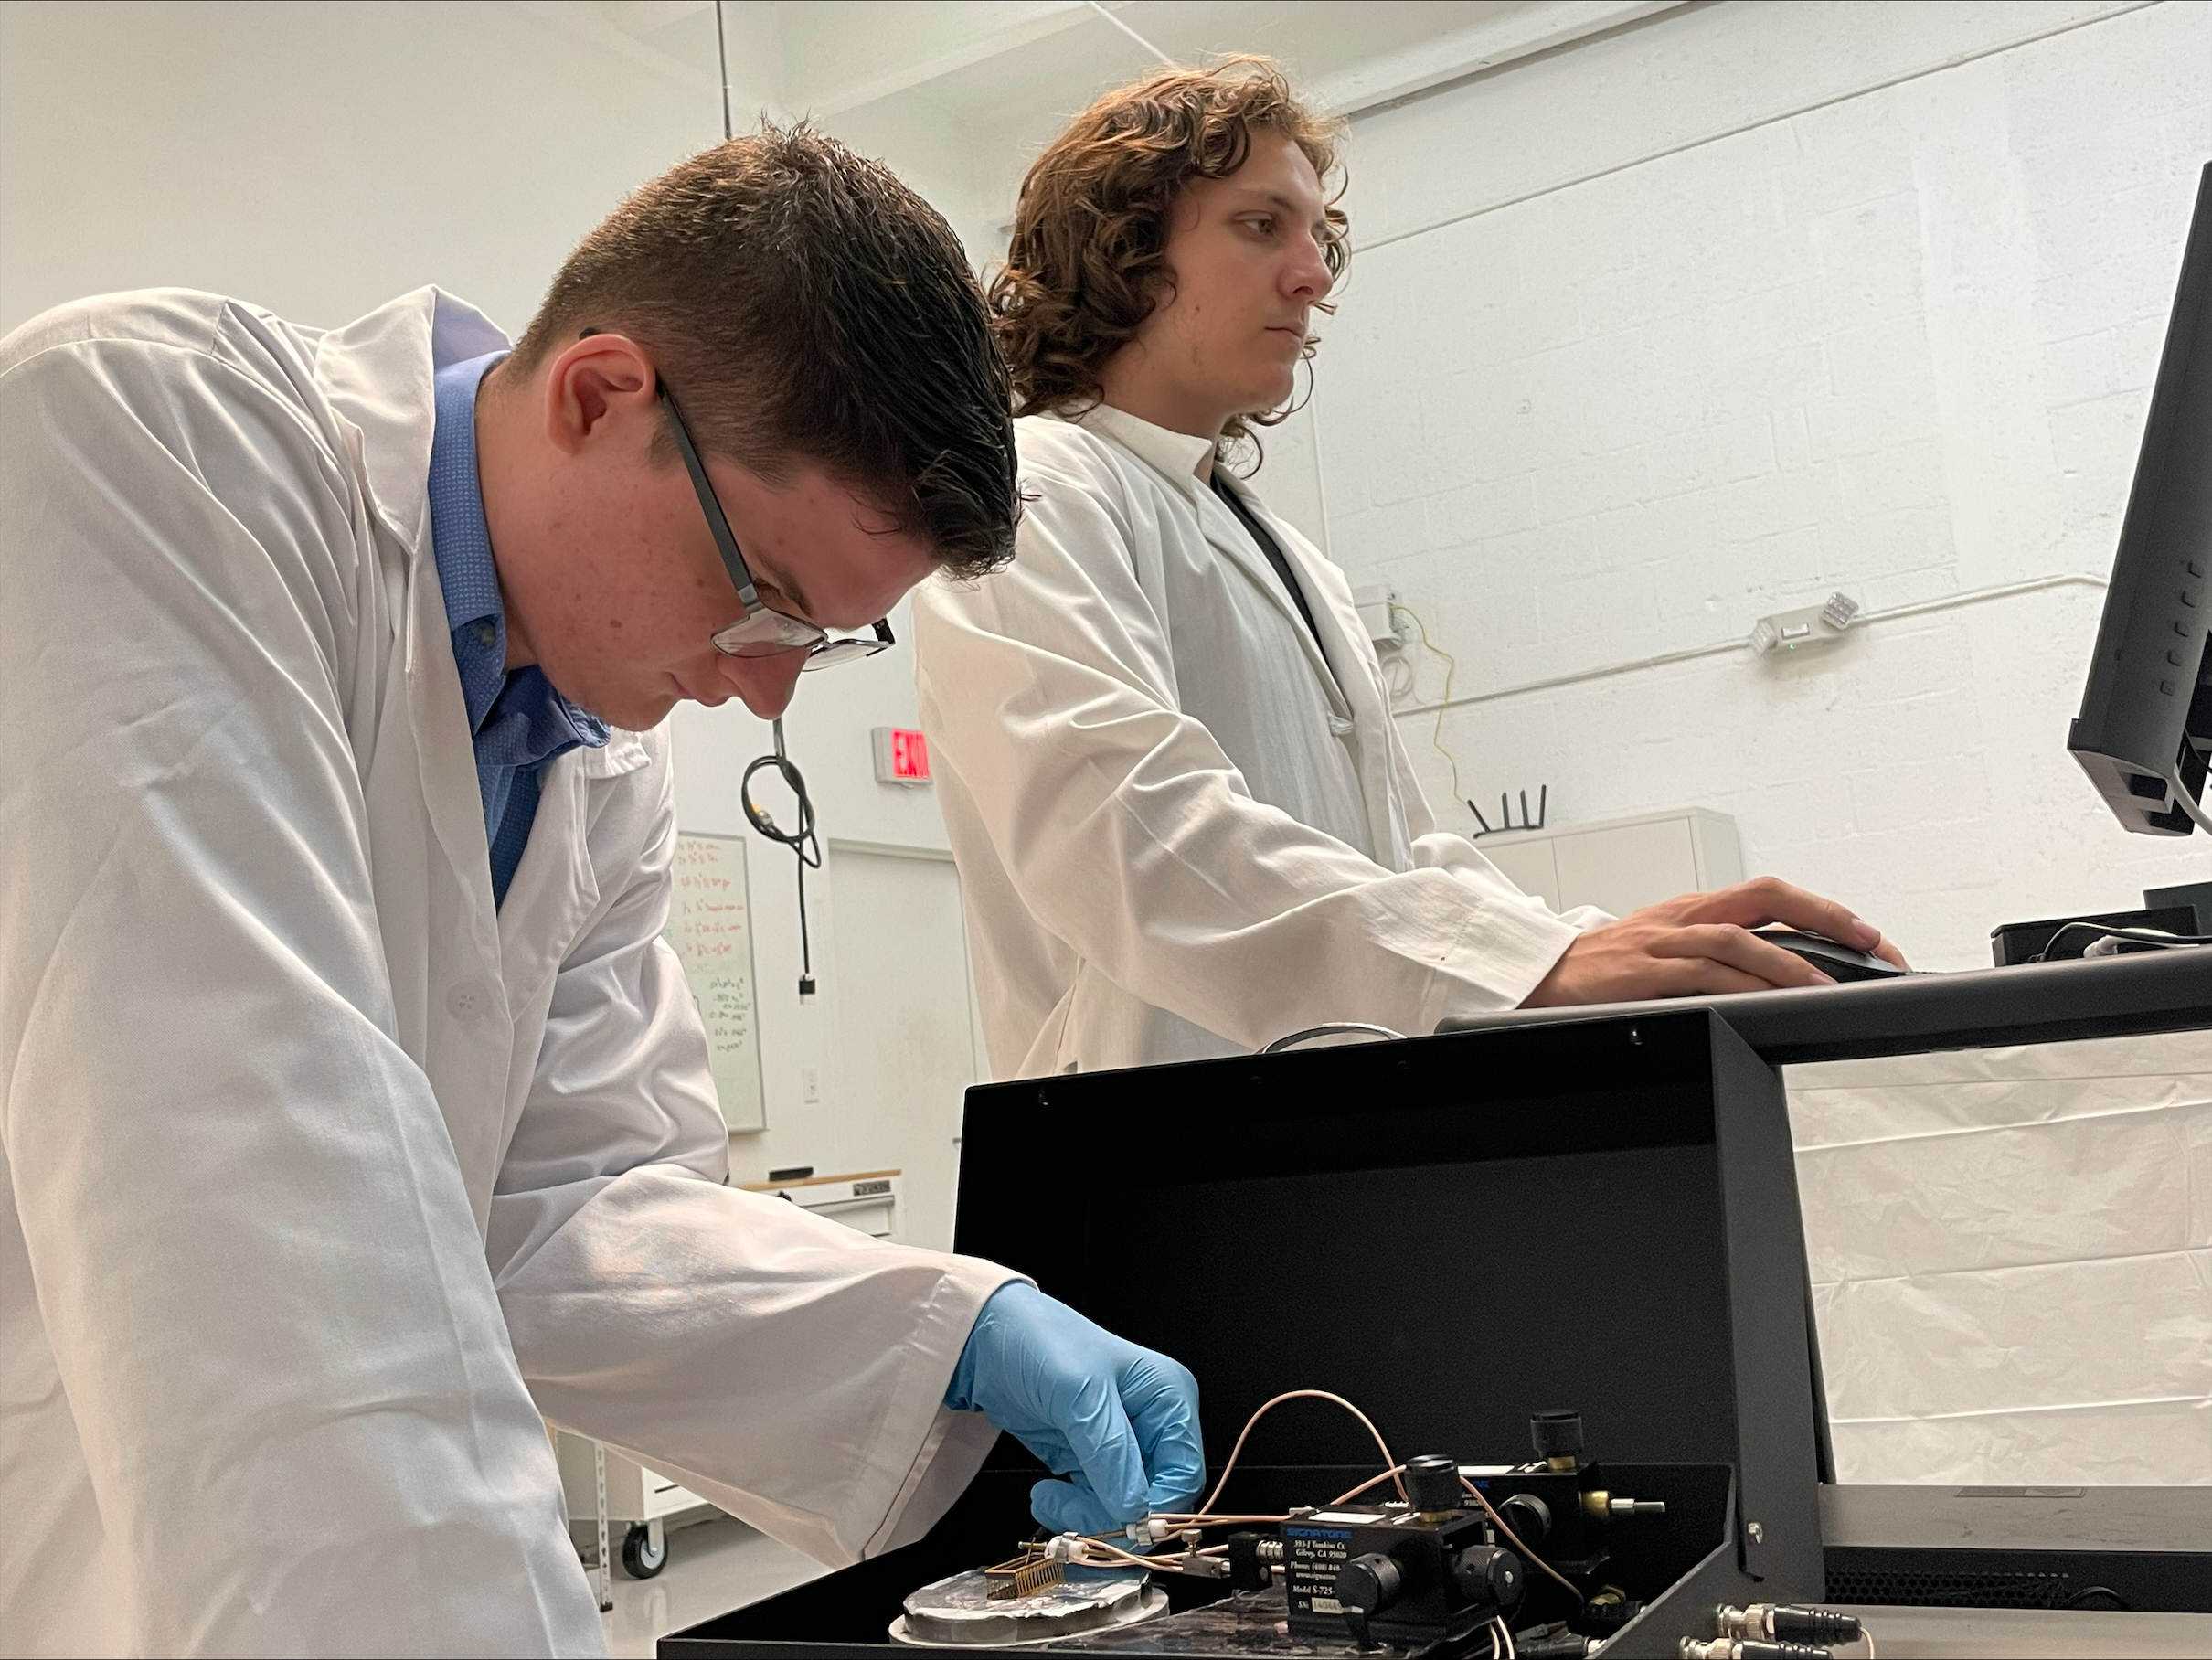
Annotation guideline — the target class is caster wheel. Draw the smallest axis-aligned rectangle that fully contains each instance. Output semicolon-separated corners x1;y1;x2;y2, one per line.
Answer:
622;1521;666;1579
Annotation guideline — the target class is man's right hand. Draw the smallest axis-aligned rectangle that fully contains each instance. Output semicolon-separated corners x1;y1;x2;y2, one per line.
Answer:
1521;877;1907;1006
945;1282;1205;1536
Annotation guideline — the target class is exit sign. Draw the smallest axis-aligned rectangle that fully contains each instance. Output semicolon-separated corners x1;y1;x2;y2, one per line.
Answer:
871;727;932;786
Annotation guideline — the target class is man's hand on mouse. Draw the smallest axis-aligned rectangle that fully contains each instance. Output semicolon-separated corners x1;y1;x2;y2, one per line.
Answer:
1521;876;1909;1006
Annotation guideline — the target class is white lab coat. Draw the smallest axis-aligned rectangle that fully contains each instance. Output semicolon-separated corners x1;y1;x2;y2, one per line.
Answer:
914;405;1602;1080
0;289;1014;1657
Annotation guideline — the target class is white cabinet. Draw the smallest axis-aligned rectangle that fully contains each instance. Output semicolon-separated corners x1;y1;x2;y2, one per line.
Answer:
739;1170;901;1240
556;1431;707;1530
1476;808;1743;916
554;1427;708;1584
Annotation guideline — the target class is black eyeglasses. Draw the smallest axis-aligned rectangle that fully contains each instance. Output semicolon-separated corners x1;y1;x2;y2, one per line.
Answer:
660;385;894;670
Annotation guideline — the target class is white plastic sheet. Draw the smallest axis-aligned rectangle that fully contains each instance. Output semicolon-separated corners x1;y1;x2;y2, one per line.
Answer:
1787;1033;2212;1485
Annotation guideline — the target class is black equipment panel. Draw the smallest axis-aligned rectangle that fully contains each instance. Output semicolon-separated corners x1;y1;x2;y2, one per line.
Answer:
1434;947;2212;1065
953;1009;1824;1604
665;1009;1824;1658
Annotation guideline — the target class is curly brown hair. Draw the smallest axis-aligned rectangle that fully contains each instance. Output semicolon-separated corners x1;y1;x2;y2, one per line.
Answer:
987;57;1347;458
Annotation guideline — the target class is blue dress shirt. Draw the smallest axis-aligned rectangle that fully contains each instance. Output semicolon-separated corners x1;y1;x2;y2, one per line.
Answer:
425;351;608;907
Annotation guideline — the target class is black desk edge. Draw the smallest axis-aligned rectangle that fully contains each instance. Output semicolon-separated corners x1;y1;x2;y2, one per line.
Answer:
1435;948;2212;1065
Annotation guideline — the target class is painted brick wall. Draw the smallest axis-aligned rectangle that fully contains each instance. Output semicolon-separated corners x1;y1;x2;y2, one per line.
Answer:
1301;0;2212;971
1284;0;2212;1487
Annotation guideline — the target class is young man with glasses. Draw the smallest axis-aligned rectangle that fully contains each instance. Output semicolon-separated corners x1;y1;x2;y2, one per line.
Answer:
914;62;1904;1080
0;127;1200;1655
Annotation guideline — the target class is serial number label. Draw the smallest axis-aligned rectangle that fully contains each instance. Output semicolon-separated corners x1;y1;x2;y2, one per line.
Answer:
1284;1526;1351;1613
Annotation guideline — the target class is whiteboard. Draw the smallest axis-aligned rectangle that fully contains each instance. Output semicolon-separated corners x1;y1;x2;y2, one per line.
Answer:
664;831;767;1133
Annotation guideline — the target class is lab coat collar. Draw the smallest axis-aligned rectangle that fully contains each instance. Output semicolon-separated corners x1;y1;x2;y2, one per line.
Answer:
314;287;510;556
1073;401;1217;488
1067;402;1350;714
314;288;514;900
318;288;549;1197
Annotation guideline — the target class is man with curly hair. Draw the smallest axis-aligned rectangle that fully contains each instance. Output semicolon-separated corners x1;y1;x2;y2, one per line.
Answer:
914;59;1901;1080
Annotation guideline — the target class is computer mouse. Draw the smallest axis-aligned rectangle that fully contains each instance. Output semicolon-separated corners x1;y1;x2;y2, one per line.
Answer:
1752;928;1909;983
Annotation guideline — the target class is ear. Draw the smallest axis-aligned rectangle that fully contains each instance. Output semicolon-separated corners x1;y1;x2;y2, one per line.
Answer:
541;333;657;457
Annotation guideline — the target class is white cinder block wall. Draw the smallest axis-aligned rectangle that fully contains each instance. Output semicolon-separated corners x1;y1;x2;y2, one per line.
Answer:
1305;0;2212;970
1288;0;2212;1486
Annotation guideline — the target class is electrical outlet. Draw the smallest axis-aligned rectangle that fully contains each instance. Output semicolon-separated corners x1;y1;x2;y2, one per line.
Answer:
1351;581;1408;652
800;1066;821;1104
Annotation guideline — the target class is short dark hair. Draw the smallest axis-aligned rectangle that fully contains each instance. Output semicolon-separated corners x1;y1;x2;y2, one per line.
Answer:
989;58;1347;456
513;123;1017;577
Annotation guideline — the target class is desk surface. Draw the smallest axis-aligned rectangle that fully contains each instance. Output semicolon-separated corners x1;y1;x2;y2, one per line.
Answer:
1437;947;2212;1064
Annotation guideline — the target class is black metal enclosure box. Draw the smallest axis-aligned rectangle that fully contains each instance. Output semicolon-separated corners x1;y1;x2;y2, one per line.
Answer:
665;1009;1826;1659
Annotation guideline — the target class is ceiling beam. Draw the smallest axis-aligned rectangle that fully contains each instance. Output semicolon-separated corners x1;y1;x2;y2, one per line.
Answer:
792;3;1104;117
1313;0;1690;120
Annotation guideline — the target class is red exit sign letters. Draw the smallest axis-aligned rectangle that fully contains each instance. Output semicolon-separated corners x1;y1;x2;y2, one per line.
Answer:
871;727;931;785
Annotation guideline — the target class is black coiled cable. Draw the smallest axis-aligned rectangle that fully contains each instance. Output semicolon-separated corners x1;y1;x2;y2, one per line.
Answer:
740;718;822;999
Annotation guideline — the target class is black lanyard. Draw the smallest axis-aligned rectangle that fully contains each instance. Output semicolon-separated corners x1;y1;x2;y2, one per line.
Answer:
1210;473;1323;646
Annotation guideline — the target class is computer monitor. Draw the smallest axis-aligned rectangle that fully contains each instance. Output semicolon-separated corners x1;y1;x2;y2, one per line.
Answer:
2069;160;2212;835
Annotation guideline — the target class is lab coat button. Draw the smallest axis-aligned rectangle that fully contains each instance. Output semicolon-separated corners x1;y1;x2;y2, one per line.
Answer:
445;980;490;1022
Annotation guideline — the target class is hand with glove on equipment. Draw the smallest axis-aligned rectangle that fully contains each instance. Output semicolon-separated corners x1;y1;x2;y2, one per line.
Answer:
945;1281;1206;1535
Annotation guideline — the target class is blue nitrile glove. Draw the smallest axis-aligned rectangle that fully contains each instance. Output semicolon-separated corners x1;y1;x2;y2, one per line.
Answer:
945;1282;1206;1536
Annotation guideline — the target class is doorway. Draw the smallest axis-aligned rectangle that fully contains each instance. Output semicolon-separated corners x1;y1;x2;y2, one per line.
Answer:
826;842;984;1253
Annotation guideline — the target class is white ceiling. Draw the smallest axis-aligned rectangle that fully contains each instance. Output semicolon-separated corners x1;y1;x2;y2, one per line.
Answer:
586;0;1680;250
